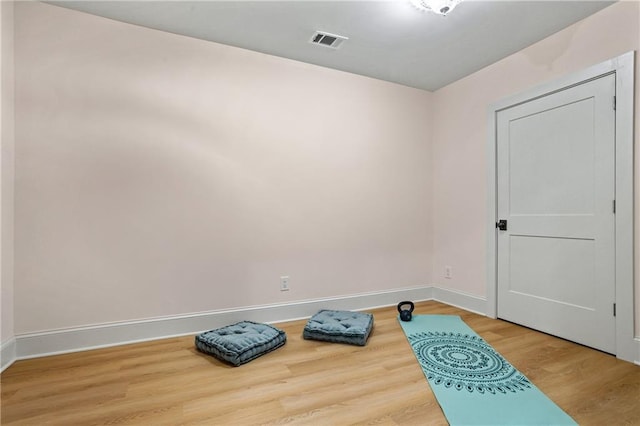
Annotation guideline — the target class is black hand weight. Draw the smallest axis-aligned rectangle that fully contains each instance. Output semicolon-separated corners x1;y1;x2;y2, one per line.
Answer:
397;301;415;322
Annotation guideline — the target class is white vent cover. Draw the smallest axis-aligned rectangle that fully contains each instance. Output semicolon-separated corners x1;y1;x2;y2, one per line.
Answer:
309;31;348;49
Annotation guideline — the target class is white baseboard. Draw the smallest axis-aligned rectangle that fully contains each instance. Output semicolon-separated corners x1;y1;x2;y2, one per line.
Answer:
431;286;487;315
7;286;636;367
1;337;17;373
15;286;435;360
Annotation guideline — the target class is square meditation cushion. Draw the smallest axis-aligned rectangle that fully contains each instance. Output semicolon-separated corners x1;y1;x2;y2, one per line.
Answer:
195;321;286;366
303;309;374;346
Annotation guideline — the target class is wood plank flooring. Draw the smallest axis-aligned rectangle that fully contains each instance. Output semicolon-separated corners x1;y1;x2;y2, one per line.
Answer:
2;301;639;425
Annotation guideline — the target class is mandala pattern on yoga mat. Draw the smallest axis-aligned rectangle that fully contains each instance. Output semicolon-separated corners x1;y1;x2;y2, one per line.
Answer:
408;331;532;394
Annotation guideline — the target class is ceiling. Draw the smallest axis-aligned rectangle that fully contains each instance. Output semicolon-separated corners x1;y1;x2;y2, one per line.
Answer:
48;0;614;91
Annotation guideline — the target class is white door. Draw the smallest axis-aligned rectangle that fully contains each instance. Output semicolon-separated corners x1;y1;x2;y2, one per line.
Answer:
496;74;616;354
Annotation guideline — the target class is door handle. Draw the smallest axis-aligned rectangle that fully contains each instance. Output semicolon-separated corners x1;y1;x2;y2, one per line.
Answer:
496;219;507;231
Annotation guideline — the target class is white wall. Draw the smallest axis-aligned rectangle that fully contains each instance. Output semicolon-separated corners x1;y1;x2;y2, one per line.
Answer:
14;2;433;334
432;1;640;332
8;0;639;354
1;0;15;353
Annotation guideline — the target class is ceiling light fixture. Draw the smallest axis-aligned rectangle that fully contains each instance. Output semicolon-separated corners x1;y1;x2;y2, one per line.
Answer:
410;0;463;16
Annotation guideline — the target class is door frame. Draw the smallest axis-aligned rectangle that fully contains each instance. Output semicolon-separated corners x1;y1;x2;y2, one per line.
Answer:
486;51;635;362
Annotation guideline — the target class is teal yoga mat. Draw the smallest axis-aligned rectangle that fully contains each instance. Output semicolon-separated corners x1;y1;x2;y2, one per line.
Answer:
399;315;576;426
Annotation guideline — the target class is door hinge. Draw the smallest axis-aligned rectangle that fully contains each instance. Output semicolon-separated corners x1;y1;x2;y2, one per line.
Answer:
613;199;616;213
613;303;616;317
613;95;616;111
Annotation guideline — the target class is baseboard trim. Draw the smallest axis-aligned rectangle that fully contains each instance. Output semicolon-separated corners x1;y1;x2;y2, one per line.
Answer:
15;286;434;360
7;287;635;366
1;337;17;373
431;286;487;315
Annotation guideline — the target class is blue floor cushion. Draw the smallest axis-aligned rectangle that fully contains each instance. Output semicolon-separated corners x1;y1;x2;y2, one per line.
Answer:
303;310;374;346
195;321;287;366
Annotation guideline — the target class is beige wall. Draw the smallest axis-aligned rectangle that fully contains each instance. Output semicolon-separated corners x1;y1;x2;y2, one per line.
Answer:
432;1;640;331
10;1;640;340
14;2;433;333
1;0;15;346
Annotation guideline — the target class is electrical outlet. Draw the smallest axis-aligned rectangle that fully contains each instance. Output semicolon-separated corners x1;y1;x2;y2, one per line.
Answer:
280;276;290;291
445;266;452;279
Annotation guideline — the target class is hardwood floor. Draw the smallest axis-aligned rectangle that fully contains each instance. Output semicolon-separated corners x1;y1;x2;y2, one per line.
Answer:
1;301;639;425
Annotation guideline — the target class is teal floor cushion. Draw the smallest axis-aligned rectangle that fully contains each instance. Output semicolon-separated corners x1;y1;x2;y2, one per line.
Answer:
303;310;374;346
195;321;286;366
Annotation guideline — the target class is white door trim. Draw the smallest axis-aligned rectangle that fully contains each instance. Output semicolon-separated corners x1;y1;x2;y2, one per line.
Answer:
487;51;636;363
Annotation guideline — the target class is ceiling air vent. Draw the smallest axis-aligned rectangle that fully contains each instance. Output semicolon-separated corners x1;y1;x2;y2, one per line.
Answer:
309;31;348;49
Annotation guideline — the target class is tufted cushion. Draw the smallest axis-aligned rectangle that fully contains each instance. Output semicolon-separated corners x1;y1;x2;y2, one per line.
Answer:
303;310;374;346
195;321;286;366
